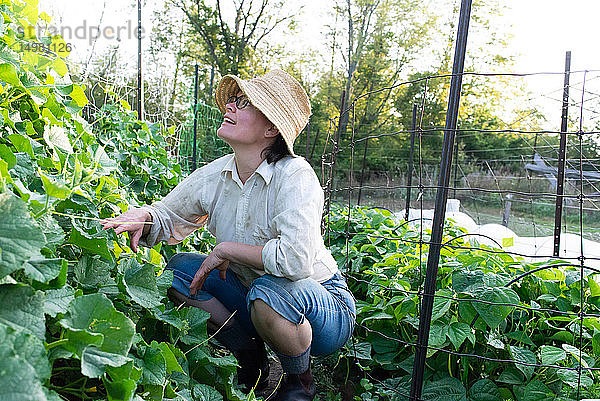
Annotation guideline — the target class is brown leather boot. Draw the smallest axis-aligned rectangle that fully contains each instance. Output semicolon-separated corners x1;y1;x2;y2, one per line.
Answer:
271;367;316;401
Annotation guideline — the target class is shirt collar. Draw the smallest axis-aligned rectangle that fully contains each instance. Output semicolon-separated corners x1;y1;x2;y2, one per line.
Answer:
221;155;274;186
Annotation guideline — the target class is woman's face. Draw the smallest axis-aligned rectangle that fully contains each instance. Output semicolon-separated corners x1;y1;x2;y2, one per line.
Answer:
217;91;276;153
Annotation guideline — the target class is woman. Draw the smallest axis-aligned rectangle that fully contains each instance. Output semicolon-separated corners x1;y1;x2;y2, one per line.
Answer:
103;69;356;400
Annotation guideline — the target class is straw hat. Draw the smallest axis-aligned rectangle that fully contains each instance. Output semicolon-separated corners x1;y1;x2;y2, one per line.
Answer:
215;69;311;156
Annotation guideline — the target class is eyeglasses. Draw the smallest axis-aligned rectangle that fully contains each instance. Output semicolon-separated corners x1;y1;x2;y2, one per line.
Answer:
226;94;251;110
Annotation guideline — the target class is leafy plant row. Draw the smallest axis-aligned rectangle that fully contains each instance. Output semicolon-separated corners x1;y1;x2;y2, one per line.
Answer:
325;205;600;400
0;1;251;400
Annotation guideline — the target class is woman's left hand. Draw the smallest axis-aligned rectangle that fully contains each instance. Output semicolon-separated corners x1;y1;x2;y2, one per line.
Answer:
190;244;230;296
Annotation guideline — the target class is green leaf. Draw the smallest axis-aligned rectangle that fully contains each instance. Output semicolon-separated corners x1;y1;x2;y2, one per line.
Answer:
447;322;472;350
473;286;519;329
589;276;600;297
141;346;167;385
81;346;131;378
345;341;372;360
422;376;467;401
517;380;553;401
0;63;21;87
152;341;184;374
43;125;73;154
8;134;34;156
0;323;50;381
431;290;452;322
497;367;524;385
539;345;566;365
52;57;68;76
60;293;135;356
429;323;448;348
0;143;16;168
68;220;113;261
22;257;66;283
0;284;45;339
190;383;223;401
508;345;536;381
156;269;173;296
0;354;47;401
452;270;484;294
44;286;75;317
103;376;137;401
69;84;88;107
181;307;210;345
74;255;115;289
468;379;501;401
122;259;162;308
0;193;46;279
39;171;71;199
556;368;593;388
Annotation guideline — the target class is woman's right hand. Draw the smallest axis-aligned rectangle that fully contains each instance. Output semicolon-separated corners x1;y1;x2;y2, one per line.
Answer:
101;208;152;253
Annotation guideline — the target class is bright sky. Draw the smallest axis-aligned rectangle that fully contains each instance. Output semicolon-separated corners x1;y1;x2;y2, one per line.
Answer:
38;0;600;127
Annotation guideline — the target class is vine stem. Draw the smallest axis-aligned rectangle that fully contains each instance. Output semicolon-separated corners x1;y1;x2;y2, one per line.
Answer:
46;338;68;350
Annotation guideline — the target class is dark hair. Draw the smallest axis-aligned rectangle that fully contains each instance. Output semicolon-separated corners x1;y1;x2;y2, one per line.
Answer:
262;134;290;164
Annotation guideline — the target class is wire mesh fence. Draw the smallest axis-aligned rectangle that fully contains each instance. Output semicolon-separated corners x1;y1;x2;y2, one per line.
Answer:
308;8;600;397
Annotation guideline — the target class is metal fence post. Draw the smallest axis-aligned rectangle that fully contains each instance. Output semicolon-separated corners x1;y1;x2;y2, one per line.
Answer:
137;0;143;120
553;50;571;257
409;0;472;399
405;104;417;222
192;64;199;172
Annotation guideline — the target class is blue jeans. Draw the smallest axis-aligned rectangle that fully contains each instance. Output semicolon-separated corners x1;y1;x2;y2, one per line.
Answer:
166;253;356;356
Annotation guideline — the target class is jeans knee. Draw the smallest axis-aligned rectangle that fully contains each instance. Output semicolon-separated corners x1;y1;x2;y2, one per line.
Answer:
165;253;187;271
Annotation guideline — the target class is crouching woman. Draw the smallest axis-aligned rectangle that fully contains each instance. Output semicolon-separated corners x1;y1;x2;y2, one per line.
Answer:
103;69;356;400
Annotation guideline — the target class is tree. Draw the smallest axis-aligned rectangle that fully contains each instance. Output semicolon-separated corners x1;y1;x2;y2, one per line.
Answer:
172;0;299;76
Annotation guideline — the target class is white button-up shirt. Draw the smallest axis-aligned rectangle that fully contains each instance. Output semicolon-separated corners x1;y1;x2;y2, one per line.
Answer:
141;154;338;287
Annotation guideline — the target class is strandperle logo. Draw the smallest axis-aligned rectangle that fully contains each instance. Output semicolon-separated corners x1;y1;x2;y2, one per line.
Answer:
17;20;145;45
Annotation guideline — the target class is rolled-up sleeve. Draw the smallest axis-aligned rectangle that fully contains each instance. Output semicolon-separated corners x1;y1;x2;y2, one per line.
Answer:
139;168;207;247
261;168;323;281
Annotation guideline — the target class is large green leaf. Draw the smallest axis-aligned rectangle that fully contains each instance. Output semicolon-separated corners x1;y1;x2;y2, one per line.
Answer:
452;270;484;294
473;286;519;329
0;356;47;401
44;286;75;317
60;293;135;356
447;321;474;350
515;380;553;401
539;345;566;365
431;289;452;322
68;220;113;261
468;379;501;401
0;284;45;339
422;376;467;401
80;346;132;378
0;62;21;87
556;368;593;388
0;193;46;278
121;259;162;308
140;346;167;385
22;257;66;283
0;323;50;380
0;324;49;401
509;345;536;381
74;254;115;289
181;307;210;345
190;383;223;401
152;341;184;374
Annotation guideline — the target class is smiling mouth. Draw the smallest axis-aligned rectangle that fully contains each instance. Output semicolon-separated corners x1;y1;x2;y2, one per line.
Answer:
223;116;236;125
